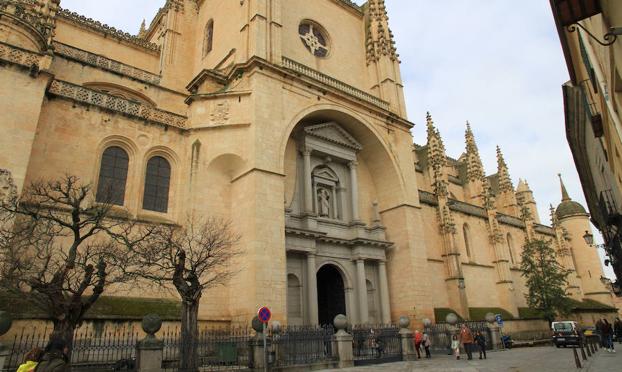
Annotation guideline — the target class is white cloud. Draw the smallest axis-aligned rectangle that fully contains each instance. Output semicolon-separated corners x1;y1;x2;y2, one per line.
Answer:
59;0;614;279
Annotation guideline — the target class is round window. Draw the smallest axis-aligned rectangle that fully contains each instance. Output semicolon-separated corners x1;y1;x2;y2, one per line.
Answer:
298;21;329;58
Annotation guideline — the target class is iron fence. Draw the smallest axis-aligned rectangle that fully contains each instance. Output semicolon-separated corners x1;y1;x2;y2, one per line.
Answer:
2;327;138;372
424;321;493;355
269;325;337;368
161;327;252;372
352;325;402;366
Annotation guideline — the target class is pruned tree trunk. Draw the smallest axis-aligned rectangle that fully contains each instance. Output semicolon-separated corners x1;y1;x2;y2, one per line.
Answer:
52;318;75;359
180;298;200;372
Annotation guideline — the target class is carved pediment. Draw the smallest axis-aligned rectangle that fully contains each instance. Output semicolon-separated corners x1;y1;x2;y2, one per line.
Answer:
304;122;362;151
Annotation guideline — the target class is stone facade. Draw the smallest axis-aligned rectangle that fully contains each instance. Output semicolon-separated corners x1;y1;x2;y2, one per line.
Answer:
0;0;616;327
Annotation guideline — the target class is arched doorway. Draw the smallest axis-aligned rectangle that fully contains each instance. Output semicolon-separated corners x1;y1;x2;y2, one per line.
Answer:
317;265;346;326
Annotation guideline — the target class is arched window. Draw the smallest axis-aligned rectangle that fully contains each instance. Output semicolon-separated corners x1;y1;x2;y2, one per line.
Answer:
96;146;129;206
203;20;214;57
463;224;472;260
507;234;516;264
143;156;171;213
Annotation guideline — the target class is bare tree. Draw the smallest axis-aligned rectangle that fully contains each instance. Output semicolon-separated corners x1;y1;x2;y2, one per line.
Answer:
116;217;240;372
0;175;144;351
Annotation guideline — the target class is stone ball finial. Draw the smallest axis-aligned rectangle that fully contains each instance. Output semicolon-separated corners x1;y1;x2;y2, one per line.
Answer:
446;313;458;325
485;313;496;324
398;316;410;329
141;314;162;336
251;316;264;333
271;321;281;334
422;318;432;328
333;314;347;331
0;311;12;336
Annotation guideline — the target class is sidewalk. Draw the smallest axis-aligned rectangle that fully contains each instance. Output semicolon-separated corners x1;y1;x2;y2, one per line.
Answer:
317;345;622;371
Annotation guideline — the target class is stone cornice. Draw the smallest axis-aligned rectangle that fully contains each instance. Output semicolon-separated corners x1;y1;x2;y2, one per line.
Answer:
418;190;556;237
229;56;413;130
47;79;187;129
331;0;364;15
282;57;391;112
57;8;160;53
52;42;161;85
0;40;45;71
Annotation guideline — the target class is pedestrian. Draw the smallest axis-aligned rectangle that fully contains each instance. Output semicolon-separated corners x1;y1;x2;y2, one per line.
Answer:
422;331;432;358
451;334;460;360
602;319;616;353
474;331;487;360
596;318;605;347
17;347;44;372
35;336;70;372
459;324;475;360
614;317;622;344
414;330;423;359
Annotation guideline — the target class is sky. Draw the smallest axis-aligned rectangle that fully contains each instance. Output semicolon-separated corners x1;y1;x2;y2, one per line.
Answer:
60;0;615;279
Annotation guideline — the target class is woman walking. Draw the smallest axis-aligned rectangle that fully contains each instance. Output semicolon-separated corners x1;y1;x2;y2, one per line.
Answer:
422;331;432;358
475;331;487;360
451;335;461;360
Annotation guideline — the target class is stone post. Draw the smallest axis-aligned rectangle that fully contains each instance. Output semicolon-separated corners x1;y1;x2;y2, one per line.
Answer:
250;316;271;371
398;316;417;361
333;315;353;369
0;311;13;372
485;313;501;350
136;314;164;372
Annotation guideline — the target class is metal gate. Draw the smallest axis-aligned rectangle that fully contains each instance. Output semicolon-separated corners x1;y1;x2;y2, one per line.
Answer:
352;325;402;366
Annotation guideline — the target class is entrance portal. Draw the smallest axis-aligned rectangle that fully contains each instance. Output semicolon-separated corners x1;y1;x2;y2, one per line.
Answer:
317;264;346;326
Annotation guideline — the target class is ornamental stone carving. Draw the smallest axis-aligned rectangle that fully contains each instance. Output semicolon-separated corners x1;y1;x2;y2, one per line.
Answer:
0;168;17;203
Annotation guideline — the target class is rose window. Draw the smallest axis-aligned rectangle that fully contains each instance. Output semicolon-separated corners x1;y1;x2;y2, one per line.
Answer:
299;21;329;58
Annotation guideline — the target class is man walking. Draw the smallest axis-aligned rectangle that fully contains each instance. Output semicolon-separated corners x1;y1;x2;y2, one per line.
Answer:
614;318;622;344
459;324;475;360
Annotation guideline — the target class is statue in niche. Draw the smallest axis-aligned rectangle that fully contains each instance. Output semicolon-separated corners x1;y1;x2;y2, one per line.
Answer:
317;188;331;217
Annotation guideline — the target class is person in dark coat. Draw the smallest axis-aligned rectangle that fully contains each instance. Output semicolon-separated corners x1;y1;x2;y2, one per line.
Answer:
614;318;622;344
595;318;605;347
602;319;615;352
474;331;487;359
35;337;69;372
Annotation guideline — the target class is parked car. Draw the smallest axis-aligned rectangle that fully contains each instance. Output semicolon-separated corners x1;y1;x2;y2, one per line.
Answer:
552;321;583;348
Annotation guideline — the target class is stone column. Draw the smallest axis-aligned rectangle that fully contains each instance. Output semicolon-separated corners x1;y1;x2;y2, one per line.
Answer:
348;161;360;222
378;261;392;324
333;315;354;368
136;314;164;372
303;149;314;214
307;253;319;325
398;316;417;361
356;258;369;324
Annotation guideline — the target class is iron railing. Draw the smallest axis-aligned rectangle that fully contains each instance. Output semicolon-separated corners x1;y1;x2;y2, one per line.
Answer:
161;327;252;372
351;325;402;366
424;321;493;355
2;326;138;372
269;325;337;368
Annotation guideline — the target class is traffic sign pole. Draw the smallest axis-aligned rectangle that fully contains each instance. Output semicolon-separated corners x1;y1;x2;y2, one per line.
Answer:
257;307;271;372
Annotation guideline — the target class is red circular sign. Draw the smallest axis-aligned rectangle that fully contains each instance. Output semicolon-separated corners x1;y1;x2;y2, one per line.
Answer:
258;307;271;323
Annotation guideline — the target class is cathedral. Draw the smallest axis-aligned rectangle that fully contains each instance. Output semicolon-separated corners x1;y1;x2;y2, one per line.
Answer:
0;0;616;327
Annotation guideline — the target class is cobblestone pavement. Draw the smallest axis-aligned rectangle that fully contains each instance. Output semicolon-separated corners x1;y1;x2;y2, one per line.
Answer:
317;345;622;371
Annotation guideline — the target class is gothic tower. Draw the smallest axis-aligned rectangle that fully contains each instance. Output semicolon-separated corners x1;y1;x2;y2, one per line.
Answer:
556;175;612;305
